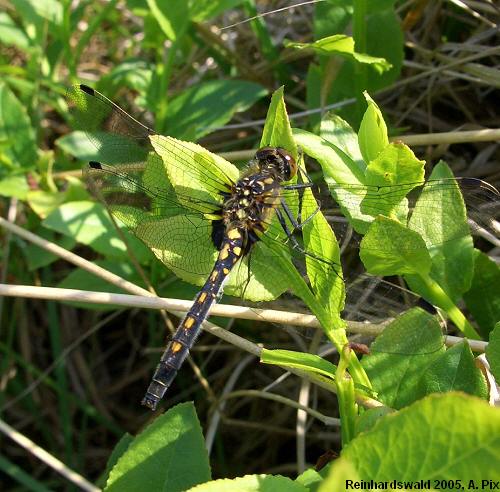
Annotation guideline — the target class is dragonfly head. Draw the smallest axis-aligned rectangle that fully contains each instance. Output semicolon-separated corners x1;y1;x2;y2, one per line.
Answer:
255;147;297;182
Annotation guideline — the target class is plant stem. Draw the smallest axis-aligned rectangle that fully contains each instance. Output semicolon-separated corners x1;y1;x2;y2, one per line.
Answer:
420;273;480;339
155;40;177;134
336;346;357;445
353;0;368;119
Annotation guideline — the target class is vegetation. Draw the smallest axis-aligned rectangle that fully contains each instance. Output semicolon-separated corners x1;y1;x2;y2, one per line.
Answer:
0;1;499;490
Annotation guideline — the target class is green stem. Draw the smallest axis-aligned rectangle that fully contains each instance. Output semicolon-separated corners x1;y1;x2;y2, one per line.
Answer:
353;0;368;119
336;345;357;445
274;243;372;391
347;350;371;388
353;0;368;54
420;273;480;339
321;317;371;389
155;40;177;134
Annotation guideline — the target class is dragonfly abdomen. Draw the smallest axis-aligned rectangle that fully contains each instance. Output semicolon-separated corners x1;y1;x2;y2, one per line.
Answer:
142;226;246;410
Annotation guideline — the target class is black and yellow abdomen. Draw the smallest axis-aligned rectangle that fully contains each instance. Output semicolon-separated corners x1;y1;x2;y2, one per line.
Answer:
142;226;246;409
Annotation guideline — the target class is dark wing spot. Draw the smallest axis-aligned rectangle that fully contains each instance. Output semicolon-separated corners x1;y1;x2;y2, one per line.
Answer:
80;84;95;95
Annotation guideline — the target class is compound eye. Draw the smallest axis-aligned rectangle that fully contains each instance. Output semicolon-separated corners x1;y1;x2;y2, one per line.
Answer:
276;148;297;180
254;147;274;162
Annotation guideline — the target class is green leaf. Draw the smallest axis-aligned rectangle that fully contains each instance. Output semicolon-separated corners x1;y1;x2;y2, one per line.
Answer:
318;457;360;492
293;128;363;185
27;190;69;218
261;97;342;329
310;5;403;127
342;393;500;480
25;176;89;219
364;7;404;90
100;433;134;488
224;242;292;301
463;251;500;337
261;349;336;382
295;468;324;492
358;92;389;163
284;35;391;74
486;322;500;382
301;185;344;326
305;64;322;129
319;114;364;172
166;80;267;141
58;130;148;165
359;216;431;276
0;82;38;169
10;0;63;28
355;407;394;435
361;308;445;409
0;12;30;49
261;87;297;159
0;175;29;199
313;1;352;40
57;131;111;162
405;162;474;303
128;214;216;286
146;0;189;41
190;0;246;22
106;61;153;95
43;201;150;261
293;129;372;233
417;342;488;399
105;402;211;492
24;229;76;270
363;142;425;216
186;474;308;492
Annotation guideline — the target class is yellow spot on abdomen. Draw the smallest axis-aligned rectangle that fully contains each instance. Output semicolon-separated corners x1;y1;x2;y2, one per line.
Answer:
219;243;230;260
223;267;230;275
227;229;242;240
171;341;183;353
233;246;242;256
198;292;207;303
183;316;195;329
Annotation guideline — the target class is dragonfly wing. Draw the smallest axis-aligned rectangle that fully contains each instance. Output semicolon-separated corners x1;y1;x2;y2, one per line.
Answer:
68;85;240;200
135;214;217;282
83;161;220;281
294;176;500;251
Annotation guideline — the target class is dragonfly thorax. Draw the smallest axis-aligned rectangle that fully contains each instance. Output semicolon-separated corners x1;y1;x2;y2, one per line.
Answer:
254;147;297;181
223;171;281;231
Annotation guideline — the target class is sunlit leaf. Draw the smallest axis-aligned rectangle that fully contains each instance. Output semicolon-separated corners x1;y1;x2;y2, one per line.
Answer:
342;393;500;480
105;402;211;492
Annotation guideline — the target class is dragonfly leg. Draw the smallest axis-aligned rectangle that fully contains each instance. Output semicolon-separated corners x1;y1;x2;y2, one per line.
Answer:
276;208;303;251
276;207;339;271
282;182;314;190
280;198;321;232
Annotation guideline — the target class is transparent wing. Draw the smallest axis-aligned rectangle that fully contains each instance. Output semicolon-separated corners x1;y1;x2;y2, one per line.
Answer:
67;84;239;202
281;177;499;250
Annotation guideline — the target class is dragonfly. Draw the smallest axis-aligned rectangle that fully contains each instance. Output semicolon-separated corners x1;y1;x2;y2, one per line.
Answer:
67;84;499;410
